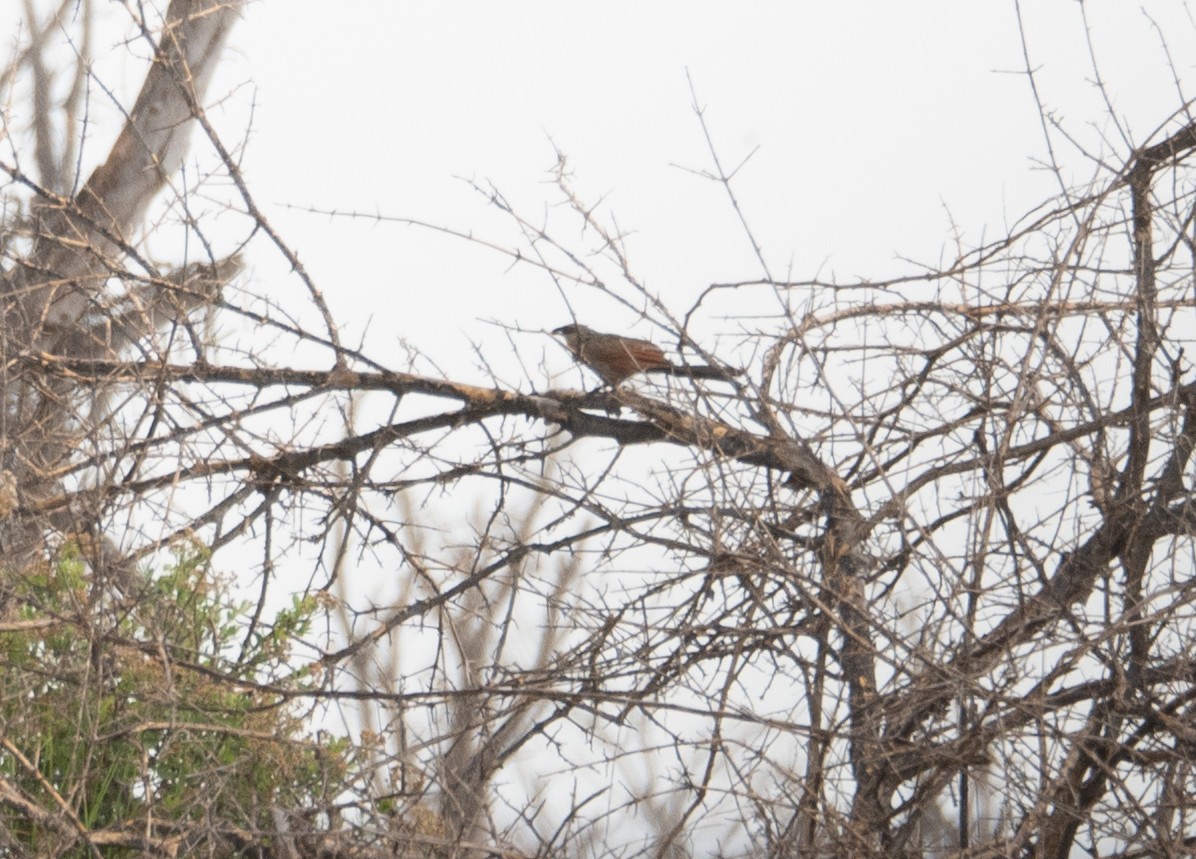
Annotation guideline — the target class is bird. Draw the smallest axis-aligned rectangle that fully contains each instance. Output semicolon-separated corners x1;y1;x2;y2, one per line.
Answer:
552;324;741;386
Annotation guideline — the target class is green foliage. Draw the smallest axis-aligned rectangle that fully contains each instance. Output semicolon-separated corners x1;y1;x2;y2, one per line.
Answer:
0;537;348;856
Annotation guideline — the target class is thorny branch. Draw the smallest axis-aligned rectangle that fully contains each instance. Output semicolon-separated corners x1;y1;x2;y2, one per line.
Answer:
4;4;1196;858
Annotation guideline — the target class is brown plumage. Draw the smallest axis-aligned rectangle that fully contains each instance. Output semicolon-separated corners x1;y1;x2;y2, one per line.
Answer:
553;324;740;385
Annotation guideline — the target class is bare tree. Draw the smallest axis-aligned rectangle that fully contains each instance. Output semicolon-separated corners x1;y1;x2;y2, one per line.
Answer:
2;0;242;579
4;3;1196;858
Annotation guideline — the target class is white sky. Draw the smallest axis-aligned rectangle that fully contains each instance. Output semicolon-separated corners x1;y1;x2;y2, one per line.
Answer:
8;3;1196;849
185;1;1196;384
6;2;1195;380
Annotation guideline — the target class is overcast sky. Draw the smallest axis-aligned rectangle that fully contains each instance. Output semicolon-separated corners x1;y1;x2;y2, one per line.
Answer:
4;4;1194;851
180;2;1190;383
12;2;1196;380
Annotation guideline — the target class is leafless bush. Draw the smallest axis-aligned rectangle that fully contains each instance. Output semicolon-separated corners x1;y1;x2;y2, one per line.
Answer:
3;3;1196;858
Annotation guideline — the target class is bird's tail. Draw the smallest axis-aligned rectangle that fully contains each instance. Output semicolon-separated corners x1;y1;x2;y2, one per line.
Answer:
648;364;743;382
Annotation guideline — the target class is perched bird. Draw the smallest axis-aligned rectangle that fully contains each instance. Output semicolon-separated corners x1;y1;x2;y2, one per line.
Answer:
553;324;740;386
